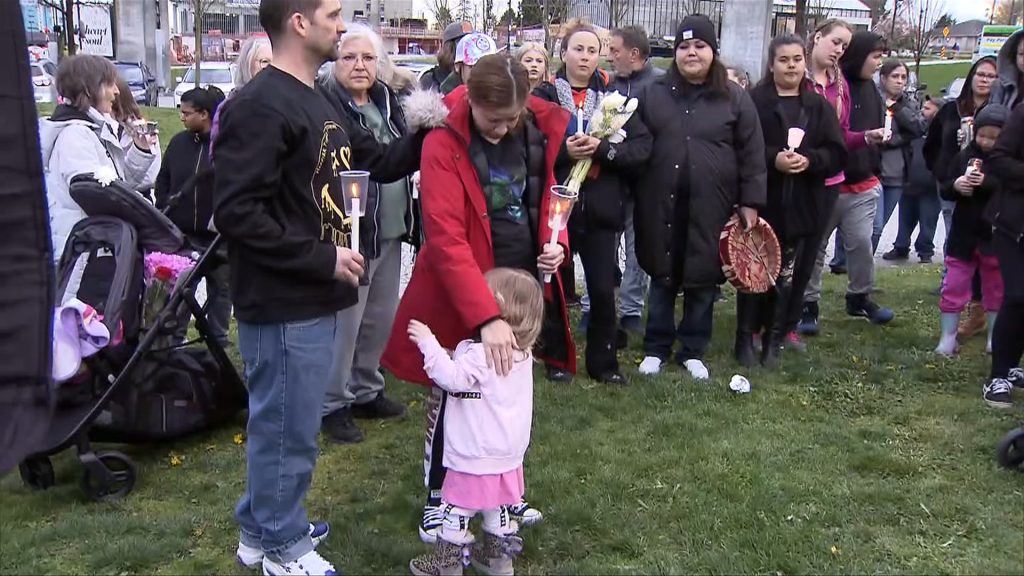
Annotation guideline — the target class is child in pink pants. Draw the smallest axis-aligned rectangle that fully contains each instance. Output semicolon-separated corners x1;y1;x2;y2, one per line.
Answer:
936;104;1008;356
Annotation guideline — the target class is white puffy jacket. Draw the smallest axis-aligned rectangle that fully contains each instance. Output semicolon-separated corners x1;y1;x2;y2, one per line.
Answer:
39;106;156;261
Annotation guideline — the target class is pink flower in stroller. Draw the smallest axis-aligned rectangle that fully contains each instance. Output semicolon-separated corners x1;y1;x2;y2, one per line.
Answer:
142;252;195;333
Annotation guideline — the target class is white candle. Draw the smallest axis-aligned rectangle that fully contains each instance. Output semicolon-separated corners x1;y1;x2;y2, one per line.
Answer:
543;227;559;283
351;197;360;254
883;111;893;141
576;106;584;134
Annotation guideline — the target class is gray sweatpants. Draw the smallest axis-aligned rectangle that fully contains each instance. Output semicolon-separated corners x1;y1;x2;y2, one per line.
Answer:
322;239;402;415
805;185;879;302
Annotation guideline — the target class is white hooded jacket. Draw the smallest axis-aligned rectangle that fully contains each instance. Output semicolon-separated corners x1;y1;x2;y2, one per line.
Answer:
39;105;156;261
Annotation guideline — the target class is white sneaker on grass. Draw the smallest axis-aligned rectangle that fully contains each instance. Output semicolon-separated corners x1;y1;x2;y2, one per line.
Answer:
639;356;662;376
683;359;709;381
262;550;337;576
237;522;330;568
419;503;445;544
508;498;543;526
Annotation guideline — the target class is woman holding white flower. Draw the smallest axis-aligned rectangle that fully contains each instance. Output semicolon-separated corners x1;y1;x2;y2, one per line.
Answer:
633;15;767;381
534;20;653;385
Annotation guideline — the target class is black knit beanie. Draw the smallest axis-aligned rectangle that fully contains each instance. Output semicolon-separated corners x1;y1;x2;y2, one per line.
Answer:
675;15;718;54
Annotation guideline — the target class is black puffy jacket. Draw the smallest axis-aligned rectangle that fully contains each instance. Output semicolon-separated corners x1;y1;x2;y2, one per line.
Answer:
986;103;1024;243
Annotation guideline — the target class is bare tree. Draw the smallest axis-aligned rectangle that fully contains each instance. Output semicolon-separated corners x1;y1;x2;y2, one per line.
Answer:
603;0;633;28
905;0;945;76
39;0;76;55
427;0;454;27
796;0;835;38
993;0;1023;25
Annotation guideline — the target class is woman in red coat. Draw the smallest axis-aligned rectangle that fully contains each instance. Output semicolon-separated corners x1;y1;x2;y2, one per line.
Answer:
381;54;575;543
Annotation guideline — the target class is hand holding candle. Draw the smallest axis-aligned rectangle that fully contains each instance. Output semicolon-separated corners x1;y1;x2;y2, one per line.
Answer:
543;185;579;283
576;105;584;135
340;170;369;254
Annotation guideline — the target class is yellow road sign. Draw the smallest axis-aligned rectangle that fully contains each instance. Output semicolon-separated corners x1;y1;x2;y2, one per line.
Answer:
943;26;950;37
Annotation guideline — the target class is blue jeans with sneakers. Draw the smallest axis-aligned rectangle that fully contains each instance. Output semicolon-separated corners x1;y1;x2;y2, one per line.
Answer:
235;314;337;564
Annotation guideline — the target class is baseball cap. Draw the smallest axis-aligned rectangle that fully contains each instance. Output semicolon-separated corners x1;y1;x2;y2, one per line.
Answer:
443;21;474;43
455;33;498;66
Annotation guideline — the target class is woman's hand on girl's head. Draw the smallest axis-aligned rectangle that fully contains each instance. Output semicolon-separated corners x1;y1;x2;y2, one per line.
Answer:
408;320;435;345
537;243;565;274
480;318;517;377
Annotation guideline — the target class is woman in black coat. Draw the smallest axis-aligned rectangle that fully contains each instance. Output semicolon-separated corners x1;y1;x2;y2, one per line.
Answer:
740;36;847;368
633;15;767;381
533;21;652;384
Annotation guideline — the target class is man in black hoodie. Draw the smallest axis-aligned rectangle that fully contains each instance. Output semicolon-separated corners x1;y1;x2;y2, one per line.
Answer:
805;31;894;327
213;0;424;573
155;87;229;345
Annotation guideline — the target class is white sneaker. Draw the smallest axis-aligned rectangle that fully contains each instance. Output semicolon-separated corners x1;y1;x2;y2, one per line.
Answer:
508;498;543;526
419;503;445;544
639;356;662;376
237;523;330;568
684;359;709;381
262;550;337;576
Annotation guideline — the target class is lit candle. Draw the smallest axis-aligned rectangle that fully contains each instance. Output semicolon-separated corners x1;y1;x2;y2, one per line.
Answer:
883;110;893;141
350;184;361;254
576;105;584;135
543;186;578;283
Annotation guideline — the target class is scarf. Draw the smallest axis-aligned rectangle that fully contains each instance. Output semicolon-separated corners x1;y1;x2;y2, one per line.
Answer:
554;75;604;127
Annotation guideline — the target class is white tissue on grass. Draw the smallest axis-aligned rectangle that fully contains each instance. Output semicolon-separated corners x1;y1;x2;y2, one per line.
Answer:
729;374;751;394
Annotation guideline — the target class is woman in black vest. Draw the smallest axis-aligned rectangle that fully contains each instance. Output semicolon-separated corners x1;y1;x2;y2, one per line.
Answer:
739;35;846;368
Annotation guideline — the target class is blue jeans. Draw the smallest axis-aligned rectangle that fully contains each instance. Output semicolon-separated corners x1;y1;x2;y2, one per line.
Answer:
893;189;940;257
872;184;903;254
619;201;648;317
235;314;337;563
643;280;716;362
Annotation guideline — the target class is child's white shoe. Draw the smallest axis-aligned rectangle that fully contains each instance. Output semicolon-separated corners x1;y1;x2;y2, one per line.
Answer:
684;359;709;381
639;356;662;376
263;550;337;576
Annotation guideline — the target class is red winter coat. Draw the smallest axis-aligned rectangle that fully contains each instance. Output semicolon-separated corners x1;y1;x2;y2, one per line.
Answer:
382;88;576;385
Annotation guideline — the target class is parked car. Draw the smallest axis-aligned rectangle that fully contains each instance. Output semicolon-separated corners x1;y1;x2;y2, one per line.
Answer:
173;62;235;106
393;58;432;82
31;59;58;104
115;61;158;107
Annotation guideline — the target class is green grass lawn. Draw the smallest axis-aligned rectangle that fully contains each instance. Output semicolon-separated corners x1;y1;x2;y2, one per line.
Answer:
914;61;973;99
1;265;1022;574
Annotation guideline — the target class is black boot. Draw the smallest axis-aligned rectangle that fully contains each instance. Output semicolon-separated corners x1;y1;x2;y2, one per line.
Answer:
734;293;758;368
761;280;791;370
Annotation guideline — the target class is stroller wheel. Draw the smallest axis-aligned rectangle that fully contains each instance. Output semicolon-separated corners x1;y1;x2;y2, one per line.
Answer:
19;457;55;490
996;427;1024;472
80;451;137;502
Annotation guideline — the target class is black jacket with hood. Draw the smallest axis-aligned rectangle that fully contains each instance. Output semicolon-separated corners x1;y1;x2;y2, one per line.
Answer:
632;68;767;286
986;102;1024;242
320;78;420;256
878;92;927;185
155;129;214;242
609;62;665;98
840;32;885;186
939;143;1001;259
750;81;847;240
924;56;997;177
991;29;1023;109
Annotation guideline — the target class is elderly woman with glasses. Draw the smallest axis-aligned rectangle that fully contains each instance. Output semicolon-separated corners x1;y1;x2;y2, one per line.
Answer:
316;23;419;445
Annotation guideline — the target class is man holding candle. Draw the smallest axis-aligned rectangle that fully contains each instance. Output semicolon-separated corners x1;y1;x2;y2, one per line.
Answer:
213;0;429;573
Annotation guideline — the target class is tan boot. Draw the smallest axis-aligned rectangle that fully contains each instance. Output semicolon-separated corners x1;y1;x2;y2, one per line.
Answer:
409;538;467;576
958;301;987;339
470;532;523;576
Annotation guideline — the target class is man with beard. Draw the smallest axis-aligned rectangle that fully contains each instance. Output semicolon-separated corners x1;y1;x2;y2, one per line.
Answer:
214;1;425;573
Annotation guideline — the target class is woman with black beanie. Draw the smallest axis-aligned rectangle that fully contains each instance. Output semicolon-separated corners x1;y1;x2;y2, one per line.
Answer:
633;14;767;381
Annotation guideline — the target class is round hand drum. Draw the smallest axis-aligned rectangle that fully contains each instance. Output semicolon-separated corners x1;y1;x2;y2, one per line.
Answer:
719;214;782;294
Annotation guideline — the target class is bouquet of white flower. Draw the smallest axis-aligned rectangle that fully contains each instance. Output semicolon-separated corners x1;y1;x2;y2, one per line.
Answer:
565;91;639;195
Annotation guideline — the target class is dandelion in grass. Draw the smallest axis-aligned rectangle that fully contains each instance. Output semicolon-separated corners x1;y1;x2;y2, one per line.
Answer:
169;453;183;467
233;433;245;445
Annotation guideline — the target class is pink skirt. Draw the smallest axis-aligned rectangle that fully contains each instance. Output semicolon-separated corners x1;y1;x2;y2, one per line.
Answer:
441;466;525;511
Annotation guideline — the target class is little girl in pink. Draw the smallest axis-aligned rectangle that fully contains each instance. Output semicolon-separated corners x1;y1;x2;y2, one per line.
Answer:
407;267;542;576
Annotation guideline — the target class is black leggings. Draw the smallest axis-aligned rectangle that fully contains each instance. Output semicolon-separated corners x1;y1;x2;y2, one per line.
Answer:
991;231;1024;380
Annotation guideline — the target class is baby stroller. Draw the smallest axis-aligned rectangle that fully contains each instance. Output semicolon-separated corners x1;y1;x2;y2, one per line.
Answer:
18;175;246;501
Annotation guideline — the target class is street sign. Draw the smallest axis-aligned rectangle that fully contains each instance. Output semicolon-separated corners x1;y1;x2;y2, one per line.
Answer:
942;26;950;37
